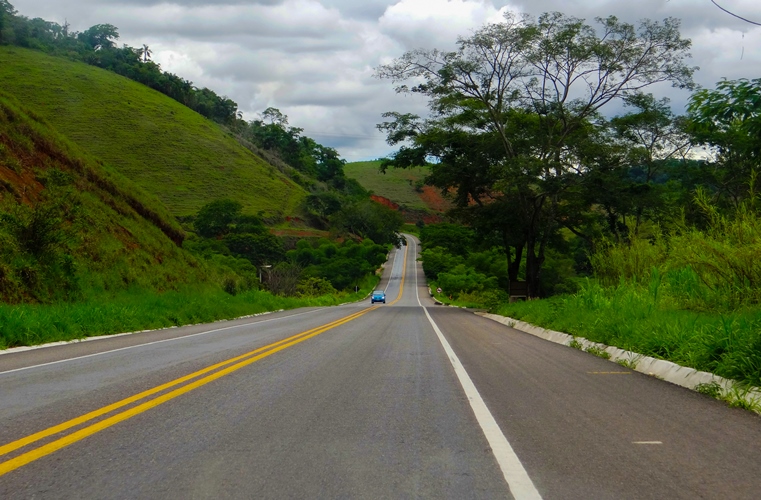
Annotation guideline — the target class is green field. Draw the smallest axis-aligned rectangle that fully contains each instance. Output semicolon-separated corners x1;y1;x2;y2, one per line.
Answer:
344;160;430;211
0;47;304;218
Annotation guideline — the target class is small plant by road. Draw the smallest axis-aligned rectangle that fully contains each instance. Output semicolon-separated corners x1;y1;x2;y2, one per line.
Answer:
585;345;611;360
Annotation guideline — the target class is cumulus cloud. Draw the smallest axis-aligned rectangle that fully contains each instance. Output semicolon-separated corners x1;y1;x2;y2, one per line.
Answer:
378;0;513;50
9;0;761;160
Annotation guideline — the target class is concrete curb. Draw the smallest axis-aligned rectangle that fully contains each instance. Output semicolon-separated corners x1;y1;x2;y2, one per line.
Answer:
476;312;761;409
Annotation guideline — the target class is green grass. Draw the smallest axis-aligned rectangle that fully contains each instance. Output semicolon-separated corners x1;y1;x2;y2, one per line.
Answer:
0;92;218;303
0;274;380;349
493;281;761;388
0;47;305;218
344;160;431;211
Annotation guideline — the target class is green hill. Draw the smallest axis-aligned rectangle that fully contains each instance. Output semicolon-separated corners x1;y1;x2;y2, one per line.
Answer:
0;47;304;218
0;92;213;303
344;160;450;214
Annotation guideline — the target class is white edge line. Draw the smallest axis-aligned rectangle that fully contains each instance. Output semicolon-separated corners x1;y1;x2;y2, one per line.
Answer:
409;235;542;500
0;308;323;376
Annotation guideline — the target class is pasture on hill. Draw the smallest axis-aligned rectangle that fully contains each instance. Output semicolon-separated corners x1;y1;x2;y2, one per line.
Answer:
344;160;441;212
0;46;305;218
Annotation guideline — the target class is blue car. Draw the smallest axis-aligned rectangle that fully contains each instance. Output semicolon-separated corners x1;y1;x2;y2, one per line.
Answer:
371;290;386;304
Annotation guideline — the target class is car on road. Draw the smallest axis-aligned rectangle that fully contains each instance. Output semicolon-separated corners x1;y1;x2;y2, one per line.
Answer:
371;290;386;304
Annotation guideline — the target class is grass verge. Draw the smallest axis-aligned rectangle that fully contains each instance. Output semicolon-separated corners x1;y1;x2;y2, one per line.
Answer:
492;281;761;389
0;275;379;350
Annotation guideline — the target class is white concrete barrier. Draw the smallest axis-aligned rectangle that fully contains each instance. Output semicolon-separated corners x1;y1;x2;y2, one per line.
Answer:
477;312;761;409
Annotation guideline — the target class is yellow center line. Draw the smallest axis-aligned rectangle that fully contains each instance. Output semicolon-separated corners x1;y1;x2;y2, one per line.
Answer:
0;306;375;467
0;308;376;477
387;241;408;306
0;241;409;477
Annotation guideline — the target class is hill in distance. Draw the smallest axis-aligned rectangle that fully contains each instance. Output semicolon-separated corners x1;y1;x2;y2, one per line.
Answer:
0;46;305;219
344;160;450;220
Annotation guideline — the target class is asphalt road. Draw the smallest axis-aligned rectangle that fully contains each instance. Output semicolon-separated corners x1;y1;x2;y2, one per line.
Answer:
1;236;760;499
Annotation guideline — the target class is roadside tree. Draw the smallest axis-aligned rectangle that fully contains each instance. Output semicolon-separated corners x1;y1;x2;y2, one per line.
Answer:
376;11;695;296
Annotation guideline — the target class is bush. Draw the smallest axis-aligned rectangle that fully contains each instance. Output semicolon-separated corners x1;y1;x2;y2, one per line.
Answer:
296;277;337;297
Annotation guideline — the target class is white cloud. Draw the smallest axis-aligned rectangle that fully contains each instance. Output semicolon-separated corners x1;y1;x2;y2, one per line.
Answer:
378;0;509;49
8;0;761;160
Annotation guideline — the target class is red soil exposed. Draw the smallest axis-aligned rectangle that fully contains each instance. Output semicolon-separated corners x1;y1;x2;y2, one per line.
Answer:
418;185;450;212
371;194;399;210
370;194;444;224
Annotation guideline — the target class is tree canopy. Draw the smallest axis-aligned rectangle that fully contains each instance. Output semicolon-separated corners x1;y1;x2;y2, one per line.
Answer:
376;11;696;297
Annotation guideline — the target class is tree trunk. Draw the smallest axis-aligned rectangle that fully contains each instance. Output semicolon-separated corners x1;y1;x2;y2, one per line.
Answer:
502;229;523;283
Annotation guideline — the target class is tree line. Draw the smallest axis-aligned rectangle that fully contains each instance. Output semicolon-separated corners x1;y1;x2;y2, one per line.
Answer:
0;1;237;123
185;198;400;297
377;11;760;298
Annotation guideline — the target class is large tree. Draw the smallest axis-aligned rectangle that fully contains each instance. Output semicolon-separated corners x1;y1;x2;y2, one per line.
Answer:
376;11;695;296
688;78;761;208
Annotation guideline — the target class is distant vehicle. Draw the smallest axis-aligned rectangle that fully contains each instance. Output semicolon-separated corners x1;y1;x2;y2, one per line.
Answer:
371;290;386;304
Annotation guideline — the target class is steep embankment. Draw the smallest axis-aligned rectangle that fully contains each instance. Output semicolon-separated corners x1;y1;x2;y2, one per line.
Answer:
0;46;305;218
344;160;448;222
0;93;210;303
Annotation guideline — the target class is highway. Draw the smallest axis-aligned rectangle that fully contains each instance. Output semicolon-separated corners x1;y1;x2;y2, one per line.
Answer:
1;235;761;499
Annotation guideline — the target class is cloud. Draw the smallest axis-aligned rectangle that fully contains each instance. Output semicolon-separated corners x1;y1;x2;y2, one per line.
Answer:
9;0;761;160
378;0;513;49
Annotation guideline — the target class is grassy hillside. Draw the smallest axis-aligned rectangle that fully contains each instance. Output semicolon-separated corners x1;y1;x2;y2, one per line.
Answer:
0;92;216;303
344;160;450;213
0;47;304;218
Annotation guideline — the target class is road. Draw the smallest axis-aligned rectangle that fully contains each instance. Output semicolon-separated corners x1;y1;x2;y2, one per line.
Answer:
1;236;760;499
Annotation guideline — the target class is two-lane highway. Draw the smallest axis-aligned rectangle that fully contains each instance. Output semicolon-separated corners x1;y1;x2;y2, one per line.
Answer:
2;236;761;499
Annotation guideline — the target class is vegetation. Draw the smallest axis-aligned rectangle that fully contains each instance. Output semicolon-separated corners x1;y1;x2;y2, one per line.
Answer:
0;275;380;349
289;238;389;291
0;94;323;351
0;93;202;304
0;2;239;124
377;12;761;391
0;47;305;218
344;160;433;211
377;11;695;298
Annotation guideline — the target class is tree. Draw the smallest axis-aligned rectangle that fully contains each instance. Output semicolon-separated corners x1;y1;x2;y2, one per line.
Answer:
594;93;693;234
194;199;242;238
78;24;119;50
688;78;761;207
261;107;288;127
140;44;152;62
0;0;17;44
376;11;695;296
331;199;404;246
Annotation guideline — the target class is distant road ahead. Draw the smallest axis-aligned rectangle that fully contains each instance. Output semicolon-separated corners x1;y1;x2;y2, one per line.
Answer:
1;236;760;499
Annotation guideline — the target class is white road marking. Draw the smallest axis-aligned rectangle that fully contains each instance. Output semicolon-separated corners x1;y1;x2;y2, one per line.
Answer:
0;308;325;376
633;441;663;445
409;235;542;500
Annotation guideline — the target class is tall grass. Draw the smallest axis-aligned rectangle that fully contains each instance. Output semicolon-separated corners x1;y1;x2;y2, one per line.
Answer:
494;280;761;387
494;186;761;388
0;274;379;349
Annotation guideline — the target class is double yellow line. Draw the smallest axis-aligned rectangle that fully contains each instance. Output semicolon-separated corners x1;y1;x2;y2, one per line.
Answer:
0;307;376;476
0;240;410;477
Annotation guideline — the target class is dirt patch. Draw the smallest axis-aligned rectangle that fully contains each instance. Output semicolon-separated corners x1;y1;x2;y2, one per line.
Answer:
371;194;399;210
418;185;451;212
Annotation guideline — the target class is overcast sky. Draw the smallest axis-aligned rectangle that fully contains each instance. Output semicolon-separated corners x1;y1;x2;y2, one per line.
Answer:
11;0;761;161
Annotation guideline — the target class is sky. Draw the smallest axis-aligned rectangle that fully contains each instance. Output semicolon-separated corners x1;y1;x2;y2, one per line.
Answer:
11;0;761;161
